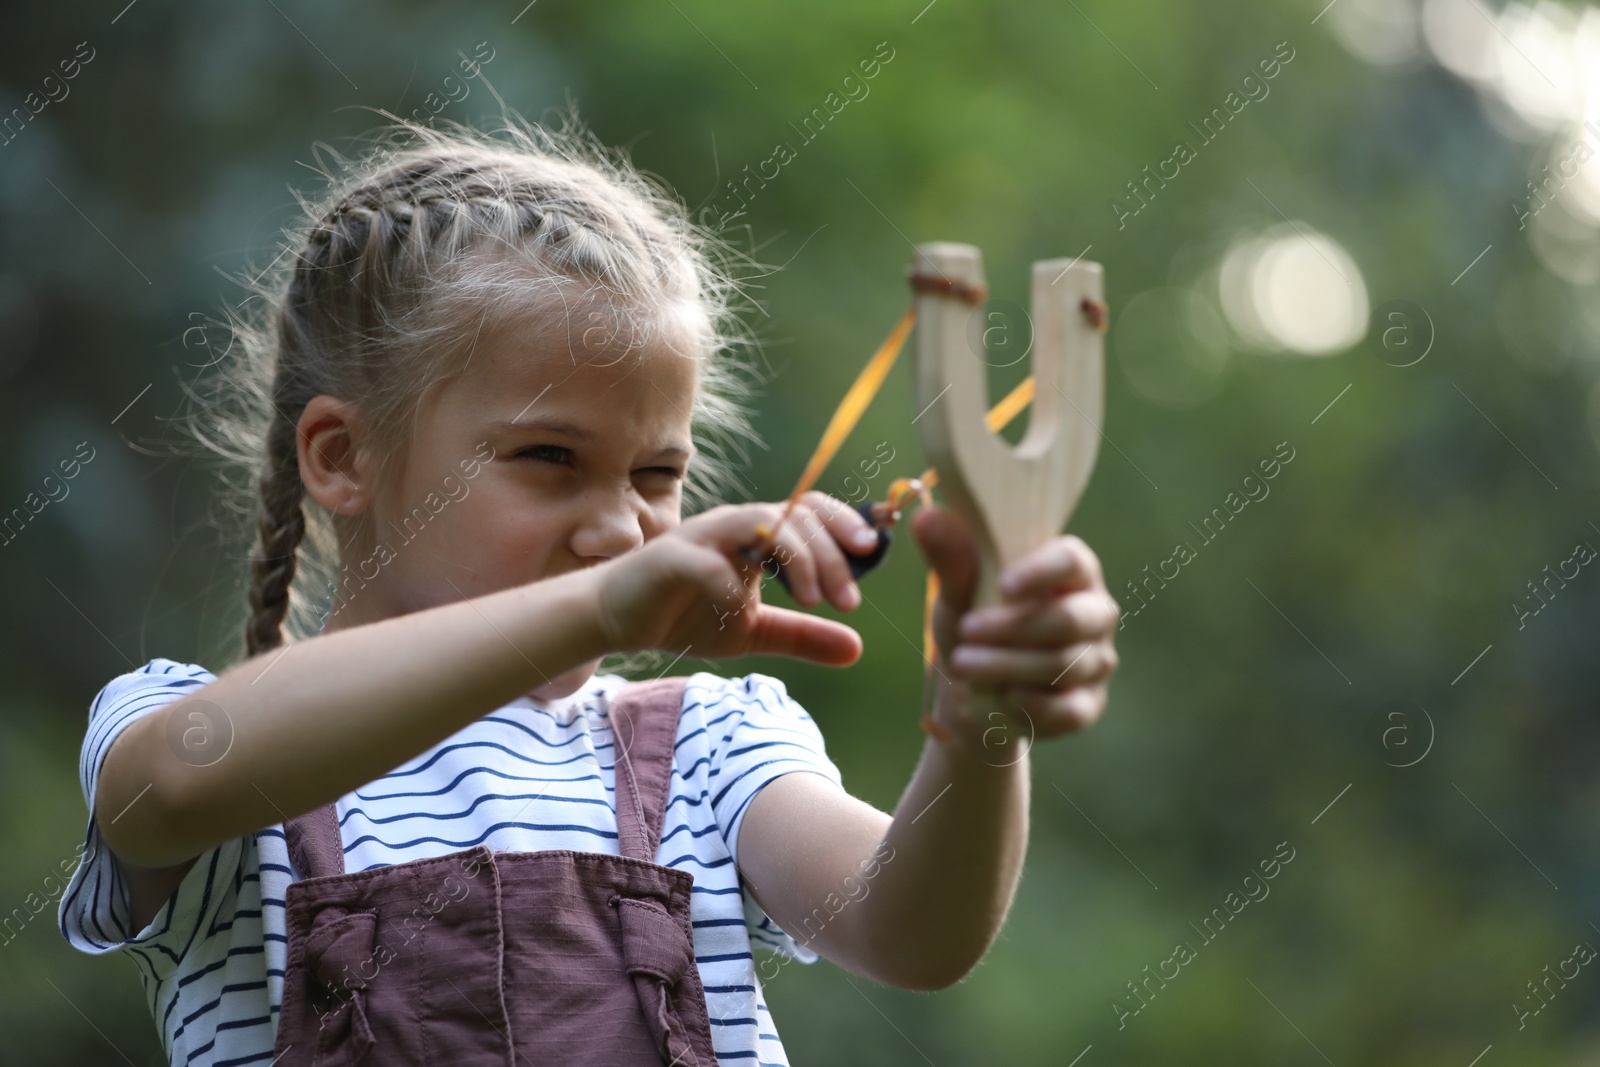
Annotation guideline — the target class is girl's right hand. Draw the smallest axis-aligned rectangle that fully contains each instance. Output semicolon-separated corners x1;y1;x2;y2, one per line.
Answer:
592;493;874;665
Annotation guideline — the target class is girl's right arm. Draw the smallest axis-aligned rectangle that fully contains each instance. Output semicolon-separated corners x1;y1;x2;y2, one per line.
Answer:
99;565;611;876
96;497;870;890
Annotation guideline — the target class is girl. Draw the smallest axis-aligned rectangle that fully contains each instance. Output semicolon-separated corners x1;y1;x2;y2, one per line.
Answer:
58;116;1119;1066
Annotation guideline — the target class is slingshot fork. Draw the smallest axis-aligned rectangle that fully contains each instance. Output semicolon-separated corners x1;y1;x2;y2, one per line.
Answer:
912;240;1105;627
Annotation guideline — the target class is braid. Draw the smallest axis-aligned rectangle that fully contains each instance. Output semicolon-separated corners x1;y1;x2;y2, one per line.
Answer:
245;403;307;656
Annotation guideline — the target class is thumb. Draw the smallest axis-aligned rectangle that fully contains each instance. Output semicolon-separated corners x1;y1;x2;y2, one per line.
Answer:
911;503;979;617
745;606;864;666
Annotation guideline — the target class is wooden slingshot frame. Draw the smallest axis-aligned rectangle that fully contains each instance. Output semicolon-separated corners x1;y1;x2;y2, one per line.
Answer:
911;242;1106;612
752;240;1105;739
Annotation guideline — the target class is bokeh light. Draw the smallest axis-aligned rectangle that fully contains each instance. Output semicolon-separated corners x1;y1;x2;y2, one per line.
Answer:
1422;0;1600;133
1422;0;1501;83
1218;227;1369;356
1326;0;1423;66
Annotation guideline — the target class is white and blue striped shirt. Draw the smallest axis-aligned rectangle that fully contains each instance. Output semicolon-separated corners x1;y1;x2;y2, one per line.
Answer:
59;657;838;1067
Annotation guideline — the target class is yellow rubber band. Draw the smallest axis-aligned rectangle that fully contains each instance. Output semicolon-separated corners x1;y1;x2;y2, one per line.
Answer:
768;304;1054;681
760;307;917;554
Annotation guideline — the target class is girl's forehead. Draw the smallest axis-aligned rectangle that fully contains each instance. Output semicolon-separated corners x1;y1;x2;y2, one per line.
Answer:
450;307;700;428
481;290;700;367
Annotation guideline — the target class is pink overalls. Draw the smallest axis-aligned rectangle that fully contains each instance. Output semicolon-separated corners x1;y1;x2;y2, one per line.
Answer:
271;677;722;1066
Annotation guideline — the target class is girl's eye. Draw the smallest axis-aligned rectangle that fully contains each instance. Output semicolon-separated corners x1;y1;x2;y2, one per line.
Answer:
513;445;680;481
516;444;574;466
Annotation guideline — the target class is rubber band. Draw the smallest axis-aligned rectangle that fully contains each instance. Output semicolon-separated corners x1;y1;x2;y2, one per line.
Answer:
984;376;1036;434
755;307;916;555
920;706;955;745
761;290;1068;548
907;271;988;306
1081;297;1109;332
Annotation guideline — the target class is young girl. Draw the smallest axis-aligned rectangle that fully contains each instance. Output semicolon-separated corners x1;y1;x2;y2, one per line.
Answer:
58;117;1119;1066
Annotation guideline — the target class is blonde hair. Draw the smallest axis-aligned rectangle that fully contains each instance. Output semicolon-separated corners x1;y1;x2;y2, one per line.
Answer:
184;110;761;660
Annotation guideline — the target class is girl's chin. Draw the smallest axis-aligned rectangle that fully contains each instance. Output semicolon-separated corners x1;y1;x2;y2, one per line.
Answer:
528;658;603;703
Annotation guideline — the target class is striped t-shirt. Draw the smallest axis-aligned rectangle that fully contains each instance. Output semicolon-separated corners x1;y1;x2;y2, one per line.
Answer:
59;657;839;1067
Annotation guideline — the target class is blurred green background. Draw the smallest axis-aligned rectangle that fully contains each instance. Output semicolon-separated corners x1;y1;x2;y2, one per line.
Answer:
4;0;1600;1063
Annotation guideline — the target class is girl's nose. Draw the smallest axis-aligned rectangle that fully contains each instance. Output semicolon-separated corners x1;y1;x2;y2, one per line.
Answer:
569;492;648;561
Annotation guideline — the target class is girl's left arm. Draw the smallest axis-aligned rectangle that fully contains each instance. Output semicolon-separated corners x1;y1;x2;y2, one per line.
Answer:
736;730;1029;990
737;505;1119;990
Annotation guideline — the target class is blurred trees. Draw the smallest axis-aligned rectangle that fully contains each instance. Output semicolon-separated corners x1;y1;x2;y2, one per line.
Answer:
1;0;1597;1063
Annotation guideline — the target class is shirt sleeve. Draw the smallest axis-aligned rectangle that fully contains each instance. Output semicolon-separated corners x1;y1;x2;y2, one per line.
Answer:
57;658;249;962
698;671;844;961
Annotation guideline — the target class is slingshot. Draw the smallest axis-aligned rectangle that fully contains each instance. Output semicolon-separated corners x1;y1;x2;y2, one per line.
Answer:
755;241;1107;683
910;242;1105;608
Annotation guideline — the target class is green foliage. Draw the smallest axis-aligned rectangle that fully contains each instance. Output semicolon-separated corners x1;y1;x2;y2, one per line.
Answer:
1;0;1597;1063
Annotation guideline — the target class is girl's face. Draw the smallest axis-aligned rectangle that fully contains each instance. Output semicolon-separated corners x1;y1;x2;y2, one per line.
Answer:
326;300;701;701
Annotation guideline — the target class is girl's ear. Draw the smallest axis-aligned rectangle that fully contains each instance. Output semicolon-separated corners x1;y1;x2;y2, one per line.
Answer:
297;396;373;516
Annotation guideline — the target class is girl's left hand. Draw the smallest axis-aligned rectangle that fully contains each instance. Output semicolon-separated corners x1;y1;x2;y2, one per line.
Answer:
911;503;1120;743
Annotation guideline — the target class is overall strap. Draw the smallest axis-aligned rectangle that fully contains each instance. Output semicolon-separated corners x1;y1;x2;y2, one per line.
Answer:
283;801;345;881
608;677;690;864
284;679;690;877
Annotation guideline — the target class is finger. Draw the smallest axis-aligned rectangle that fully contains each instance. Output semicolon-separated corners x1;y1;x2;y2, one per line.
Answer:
799;490;879;557
768;517;823;607
947;640;1116;688
790;502;860;611
911;504;979;616
678;540;763;622
681;502;786;556
678;503;821;602
745;605;864;666
999;535;1103;601
1003;682;1108;736
957;591;1121;647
